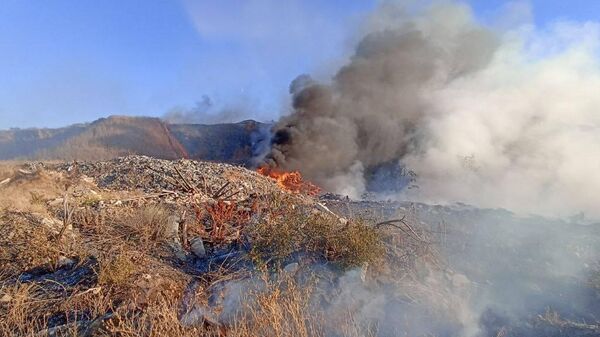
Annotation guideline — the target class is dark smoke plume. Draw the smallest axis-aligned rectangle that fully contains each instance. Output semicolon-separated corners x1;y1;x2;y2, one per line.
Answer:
266;1;600;218
266;2;498;198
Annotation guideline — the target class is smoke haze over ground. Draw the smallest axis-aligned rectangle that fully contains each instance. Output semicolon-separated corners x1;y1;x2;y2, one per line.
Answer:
163;95;268;125
267;1;600;219
261;5;600;334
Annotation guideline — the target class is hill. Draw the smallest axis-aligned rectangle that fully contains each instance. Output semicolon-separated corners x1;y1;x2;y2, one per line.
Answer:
0;116;269;165
0;156;598;336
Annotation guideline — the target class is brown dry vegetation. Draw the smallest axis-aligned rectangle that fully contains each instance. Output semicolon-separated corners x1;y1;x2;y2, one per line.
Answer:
0;160;390;337
250;194;383;269
0;162;62;214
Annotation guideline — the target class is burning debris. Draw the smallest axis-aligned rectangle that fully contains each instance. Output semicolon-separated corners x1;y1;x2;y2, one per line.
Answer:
257;166;320;195
68;155;295;201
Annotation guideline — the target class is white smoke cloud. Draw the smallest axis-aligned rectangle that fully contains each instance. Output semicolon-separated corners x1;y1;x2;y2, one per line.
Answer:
405;19;600;218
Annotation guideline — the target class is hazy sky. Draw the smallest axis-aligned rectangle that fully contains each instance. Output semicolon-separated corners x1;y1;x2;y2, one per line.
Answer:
1;0;599;129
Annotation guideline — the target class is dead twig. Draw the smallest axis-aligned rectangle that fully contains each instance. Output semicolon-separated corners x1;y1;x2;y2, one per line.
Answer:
222;189;241;200
35;322;85;337
180;210;188;249
18;169;35;175
73;287;102;297
0;177;10;186
375;216;429;243
119;190;178;203
212;182;231;199
57;192;75;241
195;177;207;194
145;165;185;191
174;166;197;192
374;215;407;229
201;175;211;195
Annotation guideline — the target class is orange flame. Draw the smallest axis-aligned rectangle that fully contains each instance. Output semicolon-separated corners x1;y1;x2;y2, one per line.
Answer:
258;166;320;195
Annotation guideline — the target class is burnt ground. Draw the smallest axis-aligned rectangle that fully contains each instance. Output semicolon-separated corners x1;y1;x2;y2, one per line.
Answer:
322;194;600;337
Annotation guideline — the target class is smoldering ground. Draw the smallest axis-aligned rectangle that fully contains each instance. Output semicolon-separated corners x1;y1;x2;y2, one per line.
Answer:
199;201;599;337
247;1;600;336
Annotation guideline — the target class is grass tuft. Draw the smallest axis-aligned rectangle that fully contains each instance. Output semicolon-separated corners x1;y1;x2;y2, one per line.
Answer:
250;195;383;269
98;253;137;286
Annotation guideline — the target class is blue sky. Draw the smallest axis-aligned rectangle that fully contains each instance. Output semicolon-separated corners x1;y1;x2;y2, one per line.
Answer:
1;0;599;129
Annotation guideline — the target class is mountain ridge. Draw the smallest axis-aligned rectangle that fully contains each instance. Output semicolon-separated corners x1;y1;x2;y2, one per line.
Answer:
0;115;270;166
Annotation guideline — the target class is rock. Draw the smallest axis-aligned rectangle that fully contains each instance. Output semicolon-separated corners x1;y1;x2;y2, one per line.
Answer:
190;237;206;258
165;215;180;239
165;215;187;261
57;256;76;268
48;198;64;206
41;217;63;233
283;262;299;274
180;305;221;327
170;242;187;262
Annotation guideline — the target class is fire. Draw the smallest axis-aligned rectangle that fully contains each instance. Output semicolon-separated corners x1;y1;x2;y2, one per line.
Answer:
257;166;320;195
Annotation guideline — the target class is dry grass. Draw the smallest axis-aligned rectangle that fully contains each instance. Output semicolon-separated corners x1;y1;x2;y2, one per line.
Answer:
0;182;191;336
0;211;87;276
229;275;324;337
0;172;61;214
250;194;383;269
0;221;191;336
0;273;377;337
5;273;209;336
119;204;173;249
222;273;378;337
0;164;391;337
98;253;138;286
0;161;21;179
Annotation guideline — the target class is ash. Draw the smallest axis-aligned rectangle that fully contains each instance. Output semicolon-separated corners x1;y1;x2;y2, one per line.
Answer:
322;193;600;336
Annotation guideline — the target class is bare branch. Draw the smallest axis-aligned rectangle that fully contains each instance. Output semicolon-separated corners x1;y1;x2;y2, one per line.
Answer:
57;193;73;241
212;181;231;199
375;216;429;243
